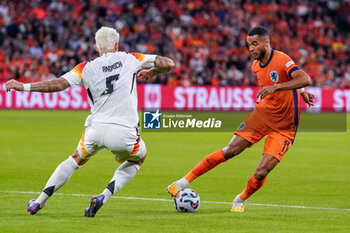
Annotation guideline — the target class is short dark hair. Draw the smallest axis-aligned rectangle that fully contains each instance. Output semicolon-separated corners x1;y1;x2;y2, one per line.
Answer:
247;26;269;38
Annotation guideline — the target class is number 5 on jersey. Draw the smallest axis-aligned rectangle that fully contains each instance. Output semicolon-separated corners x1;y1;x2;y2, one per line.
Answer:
102;74;119;95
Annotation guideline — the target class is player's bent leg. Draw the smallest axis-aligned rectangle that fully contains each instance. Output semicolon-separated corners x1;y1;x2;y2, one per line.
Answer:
167;135;251;197
31;123;100;216
101;159;143;200
167;149;226;197
85;137;147;217
29;151;84;215
253;153;279;181
231;154;279;213
222;135;251;159
84;159;144;217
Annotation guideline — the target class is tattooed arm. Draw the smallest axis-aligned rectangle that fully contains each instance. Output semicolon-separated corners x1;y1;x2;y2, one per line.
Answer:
137;56;175;81
6;77;70;92
151;56;175;76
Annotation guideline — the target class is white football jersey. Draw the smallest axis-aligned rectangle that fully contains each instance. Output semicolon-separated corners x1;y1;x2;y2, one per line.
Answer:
62;52;156;128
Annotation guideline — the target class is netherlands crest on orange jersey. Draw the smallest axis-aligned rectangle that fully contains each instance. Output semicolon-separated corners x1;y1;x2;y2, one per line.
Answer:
269;71;279;82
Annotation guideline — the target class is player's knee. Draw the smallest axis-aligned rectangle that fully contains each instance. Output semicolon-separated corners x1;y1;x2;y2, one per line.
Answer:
254;168;268;181
72;150;88;166
222;144;242;159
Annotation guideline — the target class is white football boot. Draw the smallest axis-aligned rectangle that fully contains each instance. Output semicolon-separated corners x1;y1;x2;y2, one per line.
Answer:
231;194;246;212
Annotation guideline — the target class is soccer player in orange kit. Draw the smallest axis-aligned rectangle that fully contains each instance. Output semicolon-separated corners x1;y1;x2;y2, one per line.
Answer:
167;26;315;212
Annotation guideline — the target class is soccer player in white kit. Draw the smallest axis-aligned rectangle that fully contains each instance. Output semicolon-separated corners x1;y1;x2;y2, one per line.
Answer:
6;26;175;217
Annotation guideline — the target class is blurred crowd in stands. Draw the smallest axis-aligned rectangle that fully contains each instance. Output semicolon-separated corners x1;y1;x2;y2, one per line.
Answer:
0;0;349;88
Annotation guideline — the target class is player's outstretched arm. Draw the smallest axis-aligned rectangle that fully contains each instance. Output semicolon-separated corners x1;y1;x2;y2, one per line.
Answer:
6;78;70;93
137;56;175;81
153;55;175;75
257;69;311;99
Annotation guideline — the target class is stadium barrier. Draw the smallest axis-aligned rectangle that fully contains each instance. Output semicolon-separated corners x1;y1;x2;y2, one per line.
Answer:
0;83;349;112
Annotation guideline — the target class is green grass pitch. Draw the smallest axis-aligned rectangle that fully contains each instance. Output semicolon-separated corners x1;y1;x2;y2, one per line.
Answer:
0;110;349;233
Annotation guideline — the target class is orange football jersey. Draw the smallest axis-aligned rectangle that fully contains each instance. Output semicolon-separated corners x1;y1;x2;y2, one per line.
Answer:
252;49;300;131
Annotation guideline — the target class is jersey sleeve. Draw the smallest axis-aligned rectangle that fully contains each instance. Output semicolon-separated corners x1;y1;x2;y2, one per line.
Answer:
61;61;88;87
280;53;300;78
130;52;157;69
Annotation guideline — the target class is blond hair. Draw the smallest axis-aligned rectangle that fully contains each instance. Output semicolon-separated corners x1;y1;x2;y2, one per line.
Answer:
95;27;120;53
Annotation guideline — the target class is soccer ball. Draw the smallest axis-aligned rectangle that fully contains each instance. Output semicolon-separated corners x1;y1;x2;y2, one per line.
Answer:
174;188;200;213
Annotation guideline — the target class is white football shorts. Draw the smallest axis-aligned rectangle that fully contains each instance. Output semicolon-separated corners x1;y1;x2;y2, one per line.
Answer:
76;122;146;163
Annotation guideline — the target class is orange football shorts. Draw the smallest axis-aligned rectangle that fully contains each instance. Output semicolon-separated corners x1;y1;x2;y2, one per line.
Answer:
234;111;297;161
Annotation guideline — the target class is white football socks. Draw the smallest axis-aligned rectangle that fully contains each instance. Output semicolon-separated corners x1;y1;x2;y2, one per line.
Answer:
177;177;190;189
36;156;80;207
101;161;140;204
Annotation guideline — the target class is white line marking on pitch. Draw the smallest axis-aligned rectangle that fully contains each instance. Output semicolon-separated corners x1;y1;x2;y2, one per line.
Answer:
1;190;349;211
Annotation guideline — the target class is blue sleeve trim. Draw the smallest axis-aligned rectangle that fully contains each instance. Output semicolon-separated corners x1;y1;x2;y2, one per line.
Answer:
288;66;300;78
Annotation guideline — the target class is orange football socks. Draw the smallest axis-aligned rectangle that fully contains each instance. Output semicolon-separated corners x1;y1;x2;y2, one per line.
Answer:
240;175;266;200
184;149;226;183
